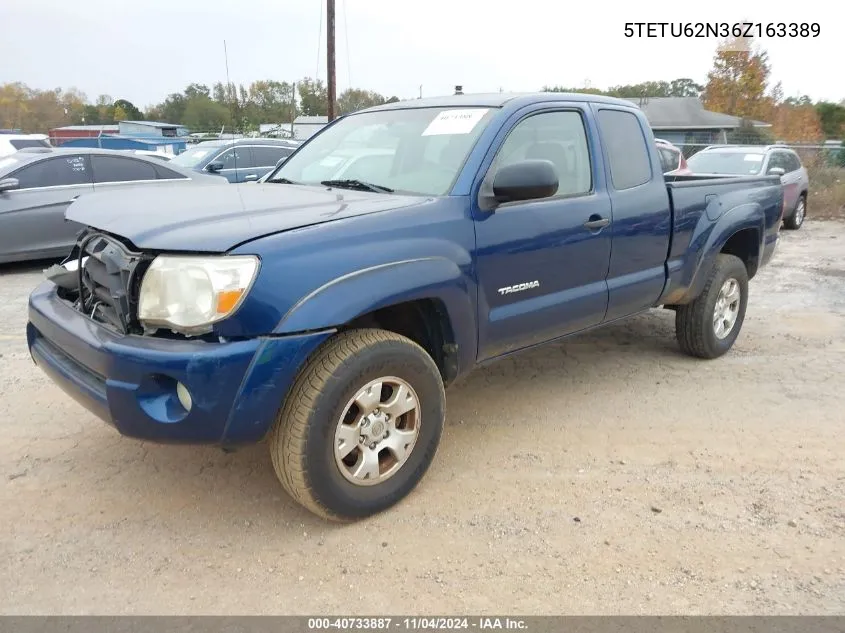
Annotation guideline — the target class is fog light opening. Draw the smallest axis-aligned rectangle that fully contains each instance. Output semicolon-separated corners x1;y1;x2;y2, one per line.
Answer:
176;381;193;412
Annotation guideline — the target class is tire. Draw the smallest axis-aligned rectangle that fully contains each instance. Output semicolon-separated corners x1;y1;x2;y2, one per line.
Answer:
783;194;806;230
269;328;445;521
675;254;749;359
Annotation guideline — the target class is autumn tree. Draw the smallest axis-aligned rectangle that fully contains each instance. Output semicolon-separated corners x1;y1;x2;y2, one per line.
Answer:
0;82;88;131
770;103;824;143
702;36;771;121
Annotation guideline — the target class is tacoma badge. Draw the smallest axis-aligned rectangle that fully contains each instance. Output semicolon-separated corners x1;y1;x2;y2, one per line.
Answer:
498;280;540;295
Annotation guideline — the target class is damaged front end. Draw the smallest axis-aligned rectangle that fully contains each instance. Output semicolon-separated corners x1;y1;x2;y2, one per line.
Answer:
45;229;153;335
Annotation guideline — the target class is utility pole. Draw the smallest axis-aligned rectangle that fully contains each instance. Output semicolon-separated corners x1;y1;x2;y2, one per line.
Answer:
326;0;337;121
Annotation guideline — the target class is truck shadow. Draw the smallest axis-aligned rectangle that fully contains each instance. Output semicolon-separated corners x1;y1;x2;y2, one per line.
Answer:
50;309;685;533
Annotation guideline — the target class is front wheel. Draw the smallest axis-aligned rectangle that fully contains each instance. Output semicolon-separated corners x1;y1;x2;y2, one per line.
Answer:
675;254;749;359
783;194;806;230
269;328;445;521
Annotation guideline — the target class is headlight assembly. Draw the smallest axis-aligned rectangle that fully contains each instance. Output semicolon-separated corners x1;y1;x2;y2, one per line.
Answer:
138;255;259;334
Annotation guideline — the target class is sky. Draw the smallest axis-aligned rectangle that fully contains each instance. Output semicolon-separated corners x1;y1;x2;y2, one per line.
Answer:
1;0;839;107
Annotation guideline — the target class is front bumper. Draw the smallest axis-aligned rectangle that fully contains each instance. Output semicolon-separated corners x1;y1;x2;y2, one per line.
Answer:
27;281;333;445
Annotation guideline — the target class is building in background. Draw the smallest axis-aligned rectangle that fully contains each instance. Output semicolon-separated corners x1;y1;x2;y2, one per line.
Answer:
627;97;771;151
48;124;119;145
49;121;189;155
56;135;187;155
117;121;188;137
292;115;328;140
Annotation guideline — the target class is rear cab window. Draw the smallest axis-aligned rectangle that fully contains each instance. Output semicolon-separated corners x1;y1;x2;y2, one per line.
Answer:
597;109;652;189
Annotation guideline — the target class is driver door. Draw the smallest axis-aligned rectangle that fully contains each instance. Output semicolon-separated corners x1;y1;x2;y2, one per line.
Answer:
473;107;612;360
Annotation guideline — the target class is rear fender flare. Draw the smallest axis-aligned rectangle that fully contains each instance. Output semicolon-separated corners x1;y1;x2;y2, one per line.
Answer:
667;202;764;304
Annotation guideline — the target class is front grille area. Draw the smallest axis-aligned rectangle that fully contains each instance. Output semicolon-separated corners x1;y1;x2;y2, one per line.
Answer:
71;231;151;334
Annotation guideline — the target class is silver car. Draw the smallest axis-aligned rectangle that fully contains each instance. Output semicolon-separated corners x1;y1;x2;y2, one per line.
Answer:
686;144;810;230
0;148;223;263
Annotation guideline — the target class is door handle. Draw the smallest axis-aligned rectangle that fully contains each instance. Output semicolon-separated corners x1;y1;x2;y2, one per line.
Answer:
243;174;258;182
68;195;80;202
583;216;610;230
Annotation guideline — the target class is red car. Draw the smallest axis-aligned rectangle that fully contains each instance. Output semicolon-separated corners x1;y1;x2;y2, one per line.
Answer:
655;138;691;175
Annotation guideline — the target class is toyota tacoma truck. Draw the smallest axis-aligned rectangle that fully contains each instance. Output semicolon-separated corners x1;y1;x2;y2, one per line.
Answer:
27;93;784;521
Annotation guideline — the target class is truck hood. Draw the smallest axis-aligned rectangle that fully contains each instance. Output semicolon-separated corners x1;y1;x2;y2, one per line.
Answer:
65;182;426;252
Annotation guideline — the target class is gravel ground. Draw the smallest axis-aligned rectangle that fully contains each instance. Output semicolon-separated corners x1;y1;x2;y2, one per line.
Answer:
1;222;844;615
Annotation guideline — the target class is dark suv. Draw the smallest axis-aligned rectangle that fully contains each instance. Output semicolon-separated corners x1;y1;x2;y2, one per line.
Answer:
170;138;300;183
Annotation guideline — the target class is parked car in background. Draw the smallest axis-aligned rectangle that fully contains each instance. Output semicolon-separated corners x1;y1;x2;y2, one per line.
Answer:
169;138;300;183
0;148;223;263
655;138;690;175
0;133;51;157
686;145;809;230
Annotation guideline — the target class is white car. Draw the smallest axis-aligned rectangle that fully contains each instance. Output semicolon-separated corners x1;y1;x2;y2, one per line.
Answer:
687;144;810;230
0;133;51;157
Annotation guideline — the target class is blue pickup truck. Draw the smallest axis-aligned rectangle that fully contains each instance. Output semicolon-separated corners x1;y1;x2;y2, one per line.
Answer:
27;92;784;521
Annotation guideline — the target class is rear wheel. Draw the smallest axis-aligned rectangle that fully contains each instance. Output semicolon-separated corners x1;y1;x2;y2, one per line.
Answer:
675;254;749;359
269;328;445;521
783;194;806;230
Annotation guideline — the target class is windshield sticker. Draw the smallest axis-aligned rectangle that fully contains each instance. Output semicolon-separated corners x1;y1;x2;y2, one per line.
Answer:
744;155;764;162
319;155;344;167
422;109;489;136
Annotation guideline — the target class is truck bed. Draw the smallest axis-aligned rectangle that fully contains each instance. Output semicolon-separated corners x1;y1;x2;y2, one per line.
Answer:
659;174;784;305
665;174;783;261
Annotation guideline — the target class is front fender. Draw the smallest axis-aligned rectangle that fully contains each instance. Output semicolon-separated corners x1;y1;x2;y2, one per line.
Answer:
662;202;764;304
274;257;478;371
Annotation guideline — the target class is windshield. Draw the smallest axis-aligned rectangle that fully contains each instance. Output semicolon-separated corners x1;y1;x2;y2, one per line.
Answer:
687;151;765;175
170;145;221;168
268;106;496;195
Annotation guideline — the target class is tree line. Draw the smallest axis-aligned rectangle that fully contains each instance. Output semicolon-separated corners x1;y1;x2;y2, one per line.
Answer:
0;78;398;134
2;37;844;140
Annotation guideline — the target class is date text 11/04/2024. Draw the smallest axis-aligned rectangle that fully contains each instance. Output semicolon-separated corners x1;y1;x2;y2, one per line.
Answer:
624;22;820;38
307;618;527;630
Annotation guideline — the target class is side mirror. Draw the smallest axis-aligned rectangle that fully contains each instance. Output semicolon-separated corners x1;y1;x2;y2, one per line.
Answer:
767;167;785;176
275;157;288;168
0;177;20;193
492;160;558;204
206;161;224;173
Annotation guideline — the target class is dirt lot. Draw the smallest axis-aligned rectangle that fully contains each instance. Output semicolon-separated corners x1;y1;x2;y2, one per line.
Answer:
1;222;844;615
